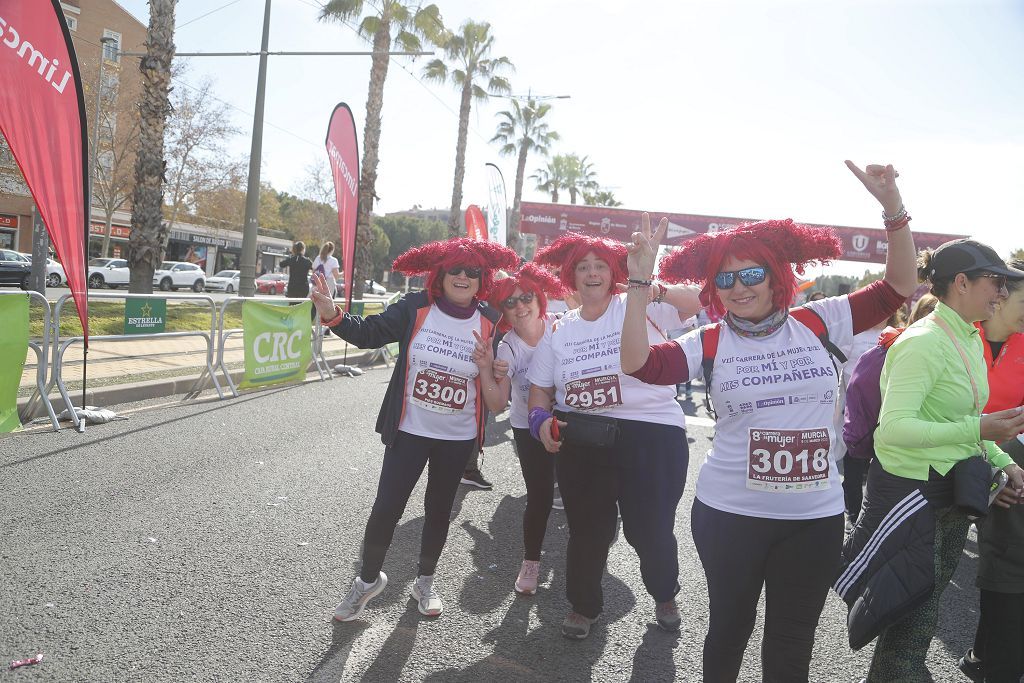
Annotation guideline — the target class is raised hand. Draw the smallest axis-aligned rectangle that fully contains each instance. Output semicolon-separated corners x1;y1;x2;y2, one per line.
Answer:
845;160;903;216
626;213;668;280
471;329;495;371
310;271;337;319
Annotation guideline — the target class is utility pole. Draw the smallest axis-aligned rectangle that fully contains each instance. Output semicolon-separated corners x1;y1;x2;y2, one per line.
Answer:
238;0;273;298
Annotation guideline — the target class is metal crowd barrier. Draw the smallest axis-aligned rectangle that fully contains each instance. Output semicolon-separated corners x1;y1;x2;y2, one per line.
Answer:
1;290;60;431
49;292;224;432
215;296;331;398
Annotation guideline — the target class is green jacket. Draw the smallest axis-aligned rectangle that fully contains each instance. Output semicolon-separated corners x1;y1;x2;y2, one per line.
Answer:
876;302;1011;480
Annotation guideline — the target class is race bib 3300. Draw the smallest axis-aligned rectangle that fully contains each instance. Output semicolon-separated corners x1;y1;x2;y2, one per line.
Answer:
411;369;469;414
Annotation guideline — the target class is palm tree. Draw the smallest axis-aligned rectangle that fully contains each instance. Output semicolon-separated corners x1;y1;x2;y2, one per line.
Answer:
490;99;558;253
127;0;175;294
320;0;445;291
531;154;572;203
564;153;598;204
583;189;622;207
423;21;513;238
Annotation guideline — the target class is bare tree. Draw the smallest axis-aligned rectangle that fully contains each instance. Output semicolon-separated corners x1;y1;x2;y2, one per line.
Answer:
163;76;244;234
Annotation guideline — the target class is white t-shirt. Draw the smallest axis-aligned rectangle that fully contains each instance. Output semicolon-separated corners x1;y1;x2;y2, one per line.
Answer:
547;299;570;315
676;297;855;520
496;313;557;429
528;294;686;428
313;255;341;293
399;306;481;440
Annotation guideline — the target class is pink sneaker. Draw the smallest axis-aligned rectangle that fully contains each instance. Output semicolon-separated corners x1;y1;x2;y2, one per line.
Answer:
514;559;540;595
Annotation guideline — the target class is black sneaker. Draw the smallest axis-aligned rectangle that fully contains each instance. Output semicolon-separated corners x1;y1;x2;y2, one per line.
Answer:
957;649;984;683
460;470;492;490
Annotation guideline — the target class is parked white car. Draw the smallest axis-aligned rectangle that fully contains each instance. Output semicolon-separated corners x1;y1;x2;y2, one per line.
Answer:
153;261;205;292
87;257;130;288
204;269;240;293
8;251;69;287
365;279;386;295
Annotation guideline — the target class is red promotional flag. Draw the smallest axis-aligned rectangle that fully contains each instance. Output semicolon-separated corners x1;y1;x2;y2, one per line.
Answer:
465;204;488;241
324;103;359;307
0;0;89;338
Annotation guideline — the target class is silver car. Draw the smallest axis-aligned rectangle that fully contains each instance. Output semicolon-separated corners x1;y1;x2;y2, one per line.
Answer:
205;269;241;293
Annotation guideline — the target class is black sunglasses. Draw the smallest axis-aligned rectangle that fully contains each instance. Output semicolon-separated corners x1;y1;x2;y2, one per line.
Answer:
974;273;1008;290
501;292;535;309
448;266;482;279
714;266;769;289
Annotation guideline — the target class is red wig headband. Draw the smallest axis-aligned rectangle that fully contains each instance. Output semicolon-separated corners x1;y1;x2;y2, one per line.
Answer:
533;233;628;293
487;262;567;332
392;237;520;302
658;219;841;316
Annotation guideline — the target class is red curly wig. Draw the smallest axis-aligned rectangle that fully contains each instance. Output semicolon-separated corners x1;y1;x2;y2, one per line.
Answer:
392;237;520;302
658;219;841;316
487;262;567;332
533;233;628;294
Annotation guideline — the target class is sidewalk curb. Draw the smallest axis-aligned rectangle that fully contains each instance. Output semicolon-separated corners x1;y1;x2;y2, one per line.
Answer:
17;350;378;421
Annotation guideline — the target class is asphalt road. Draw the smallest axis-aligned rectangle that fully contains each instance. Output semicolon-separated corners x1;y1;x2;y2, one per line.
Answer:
0;372;982;682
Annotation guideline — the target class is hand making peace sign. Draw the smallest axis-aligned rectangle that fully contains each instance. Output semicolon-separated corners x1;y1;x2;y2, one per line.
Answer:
626;212;669;281
845;160;904;217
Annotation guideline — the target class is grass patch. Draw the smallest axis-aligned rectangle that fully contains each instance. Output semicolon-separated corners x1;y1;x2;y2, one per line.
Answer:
26;299;254;338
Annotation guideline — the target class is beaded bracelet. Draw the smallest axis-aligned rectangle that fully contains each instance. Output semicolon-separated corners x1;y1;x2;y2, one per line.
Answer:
882;205;907;222
884;215;911;232
627;278;653;286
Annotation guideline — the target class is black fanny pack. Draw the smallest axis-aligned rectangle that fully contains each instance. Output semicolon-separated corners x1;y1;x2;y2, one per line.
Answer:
952;455;1003;520
555;410;620;449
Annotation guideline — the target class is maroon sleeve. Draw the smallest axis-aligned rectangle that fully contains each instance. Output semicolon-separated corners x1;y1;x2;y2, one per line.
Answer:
627;341;690;385
848;279;906;334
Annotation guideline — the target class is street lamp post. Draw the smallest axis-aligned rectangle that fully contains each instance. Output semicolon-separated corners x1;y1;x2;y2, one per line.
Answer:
88;36;117;260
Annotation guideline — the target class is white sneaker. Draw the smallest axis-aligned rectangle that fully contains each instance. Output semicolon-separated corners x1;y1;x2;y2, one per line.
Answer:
411;574;444;617
333;572;387;622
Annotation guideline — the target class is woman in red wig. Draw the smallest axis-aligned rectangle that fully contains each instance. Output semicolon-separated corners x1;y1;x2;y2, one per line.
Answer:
471;262;567;596
620;162;918;681
525;232;701;639
311;237;519;622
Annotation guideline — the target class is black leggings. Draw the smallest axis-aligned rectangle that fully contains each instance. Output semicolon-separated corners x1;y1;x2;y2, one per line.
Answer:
691;499;844;683
842;456;870;522
512;427;555;560
358;430;475;582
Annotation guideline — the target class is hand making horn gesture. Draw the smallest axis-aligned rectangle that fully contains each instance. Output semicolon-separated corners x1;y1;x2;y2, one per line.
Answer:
626;212;668;281
845;160;904;217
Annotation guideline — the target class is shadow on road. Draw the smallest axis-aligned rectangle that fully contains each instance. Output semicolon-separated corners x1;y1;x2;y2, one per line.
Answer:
307;620;370;683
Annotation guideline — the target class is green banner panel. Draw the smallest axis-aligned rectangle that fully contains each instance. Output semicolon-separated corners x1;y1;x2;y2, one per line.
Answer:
124;297;167;335
240;301;313;389
0;295;29;433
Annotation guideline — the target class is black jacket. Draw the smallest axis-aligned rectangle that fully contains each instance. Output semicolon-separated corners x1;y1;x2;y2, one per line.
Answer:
977;439;1024;593
280;254;312;298
328;291;502;446
834;460;954;650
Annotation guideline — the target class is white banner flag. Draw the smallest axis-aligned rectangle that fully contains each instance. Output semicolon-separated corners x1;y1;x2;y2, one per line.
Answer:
485;163;508;247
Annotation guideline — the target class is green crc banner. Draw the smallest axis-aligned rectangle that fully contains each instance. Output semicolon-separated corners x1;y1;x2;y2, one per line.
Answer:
240;301;313;389
124;297;166;335
0;295;29;433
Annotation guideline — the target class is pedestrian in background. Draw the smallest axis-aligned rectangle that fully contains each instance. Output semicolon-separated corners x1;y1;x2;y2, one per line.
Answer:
314;237;518;622
280;241;313;300
313;242;342;298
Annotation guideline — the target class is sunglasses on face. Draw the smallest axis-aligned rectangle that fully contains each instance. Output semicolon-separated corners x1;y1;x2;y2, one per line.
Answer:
976;273;1008;290
714;266;769;289
501;292;536;309
448;266;482;279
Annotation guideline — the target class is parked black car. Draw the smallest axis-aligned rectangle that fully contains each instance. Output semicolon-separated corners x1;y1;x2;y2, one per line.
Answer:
0;249;31;289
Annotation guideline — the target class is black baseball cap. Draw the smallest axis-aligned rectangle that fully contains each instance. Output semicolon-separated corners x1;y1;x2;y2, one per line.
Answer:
928;239;1024;280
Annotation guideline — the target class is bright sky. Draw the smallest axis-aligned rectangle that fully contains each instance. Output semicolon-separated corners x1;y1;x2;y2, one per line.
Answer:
116;0;1024;276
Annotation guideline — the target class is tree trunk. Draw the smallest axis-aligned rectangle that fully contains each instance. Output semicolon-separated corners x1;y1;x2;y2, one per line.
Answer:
101;213;114;257
447;79;474;238
551;188;559;203
128;0;175;294
569;187;577;205
351;24;390;296
507;141;529;255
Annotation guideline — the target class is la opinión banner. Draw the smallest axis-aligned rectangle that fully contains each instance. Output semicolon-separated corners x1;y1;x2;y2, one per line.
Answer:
0;294;29;433
239;301;313;390
325;103;359;307
518;202;967;265
0;1;89;338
